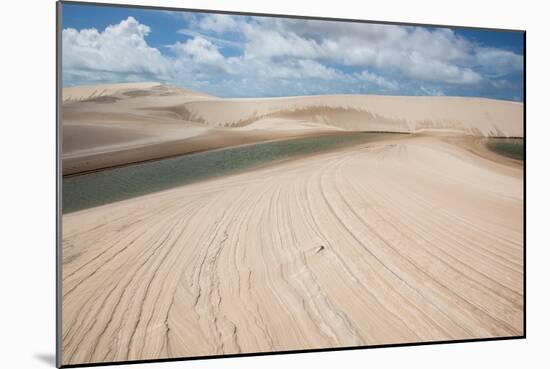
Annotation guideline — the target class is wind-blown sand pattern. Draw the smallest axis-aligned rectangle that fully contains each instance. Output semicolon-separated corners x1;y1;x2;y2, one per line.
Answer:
62;142;523;364
61;83;523;365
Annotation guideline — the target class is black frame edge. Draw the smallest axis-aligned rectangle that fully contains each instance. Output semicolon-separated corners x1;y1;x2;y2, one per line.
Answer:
56;1;63;367
522;30;526;339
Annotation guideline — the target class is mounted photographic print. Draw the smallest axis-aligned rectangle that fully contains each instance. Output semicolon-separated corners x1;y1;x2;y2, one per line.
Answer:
57;1;525;367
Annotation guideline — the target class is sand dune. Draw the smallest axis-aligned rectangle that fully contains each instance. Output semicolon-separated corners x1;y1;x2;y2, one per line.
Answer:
62;82;210;103
63;82;163;103
62;83;340;175
61;135;523;365
176;95;523;137
62;83;523;175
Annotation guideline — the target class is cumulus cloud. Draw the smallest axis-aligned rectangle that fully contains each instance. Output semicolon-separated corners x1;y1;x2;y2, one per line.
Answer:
474;47;523;76
356;71;399;90
177;28;243;49
253;59;342;80
170;37;227;68
420;85;445;96
237;18;489;85
63;17;171;84
63;14;523;99
198;14;240;33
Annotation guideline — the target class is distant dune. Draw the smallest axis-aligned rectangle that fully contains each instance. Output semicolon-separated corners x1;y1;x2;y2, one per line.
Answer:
178;95;523;137
63;82;163;103
62;82;523;175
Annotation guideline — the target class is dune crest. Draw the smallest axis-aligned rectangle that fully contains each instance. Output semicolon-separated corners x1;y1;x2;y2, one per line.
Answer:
61;83;523;175
63;82;163;103
177;95;523;137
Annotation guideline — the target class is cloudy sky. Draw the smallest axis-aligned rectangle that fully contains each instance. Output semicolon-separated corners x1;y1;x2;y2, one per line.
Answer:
62;3;524;100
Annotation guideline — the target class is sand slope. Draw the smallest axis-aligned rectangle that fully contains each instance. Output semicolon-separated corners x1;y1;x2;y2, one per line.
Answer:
177;95;523;137
62;83;340;174
61;135;523;365
62;83;523;175
63;82;165;103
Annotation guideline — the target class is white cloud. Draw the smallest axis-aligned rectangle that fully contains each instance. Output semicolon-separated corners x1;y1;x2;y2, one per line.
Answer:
241;22;322;60
356;70;399;90
296;59;342;79
63;17;170;81
170;37;227;67
403;53;482;84
240;19;490;85
218;17;519;85
62;15;523;99
474;47;523;76
419;85;445;96
176;28;243;49
253;59;342;80
198;14;240;33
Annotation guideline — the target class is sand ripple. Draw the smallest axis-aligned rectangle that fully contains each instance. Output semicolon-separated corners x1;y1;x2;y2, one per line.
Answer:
61;135;523;365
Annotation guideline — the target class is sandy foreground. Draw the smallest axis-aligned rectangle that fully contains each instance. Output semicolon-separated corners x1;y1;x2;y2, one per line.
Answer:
62;83;523;175
61;131;523;364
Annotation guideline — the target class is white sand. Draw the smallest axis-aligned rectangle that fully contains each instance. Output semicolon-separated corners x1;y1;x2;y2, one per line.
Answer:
63;82;163;103
179;95;523;137
62;134;523;365
62;83;523;174
61;83;524;365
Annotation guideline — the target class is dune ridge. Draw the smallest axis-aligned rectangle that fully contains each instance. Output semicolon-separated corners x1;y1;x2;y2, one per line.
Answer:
63;83;523;137
63;82;523;137
176;95;523;137
61;83;523;175
63;82;163;103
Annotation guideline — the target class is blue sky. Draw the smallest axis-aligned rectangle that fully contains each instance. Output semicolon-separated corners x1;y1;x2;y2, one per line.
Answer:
62;3;524;100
